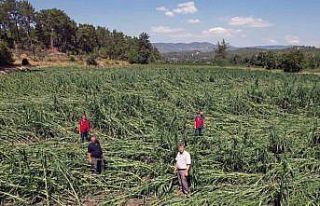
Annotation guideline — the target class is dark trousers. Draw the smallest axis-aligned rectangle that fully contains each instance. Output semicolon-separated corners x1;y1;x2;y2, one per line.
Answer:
91;157;104;174
80;132;89;143
177;169;190;194
194;127;203;136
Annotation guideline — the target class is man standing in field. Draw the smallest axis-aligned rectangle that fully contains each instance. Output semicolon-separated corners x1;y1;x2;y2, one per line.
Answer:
79;113;91;143
175;142;191;195
194;111;204;136
87;135;104;174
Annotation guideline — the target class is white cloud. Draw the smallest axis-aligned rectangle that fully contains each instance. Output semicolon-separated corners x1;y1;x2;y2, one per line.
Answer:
156;6;175;17
173;1;197;14
268;39;278;44
285;35;300;45
241;34;247;38
229;16;272;28
156;6;167;12
188;19;201;24
165;11;175;17
156;1;198;17
151;26;193;41
151;26;184;34
202;27;241;37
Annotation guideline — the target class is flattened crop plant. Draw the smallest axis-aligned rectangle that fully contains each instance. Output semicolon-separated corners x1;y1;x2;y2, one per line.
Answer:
0;65;319;205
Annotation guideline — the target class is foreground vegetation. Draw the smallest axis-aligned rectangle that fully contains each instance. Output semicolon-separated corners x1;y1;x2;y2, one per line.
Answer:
0;65;319;205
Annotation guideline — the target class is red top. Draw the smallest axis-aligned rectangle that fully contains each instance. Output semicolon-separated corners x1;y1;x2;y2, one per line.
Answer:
195;115;204;129
79;119;90;133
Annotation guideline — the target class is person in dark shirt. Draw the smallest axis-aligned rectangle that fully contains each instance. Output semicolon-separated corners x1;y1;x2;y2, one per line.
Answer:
87;135;103;174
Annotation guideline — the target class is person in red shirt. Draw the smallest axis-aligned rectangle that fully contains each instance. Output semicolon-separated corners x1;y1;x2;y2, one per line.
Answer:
194;111;204;136
79;113;91;143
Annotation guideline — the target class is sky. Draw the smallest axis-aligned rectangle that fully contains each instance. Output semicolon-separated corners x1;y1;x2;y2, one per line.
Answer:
28;0;320;47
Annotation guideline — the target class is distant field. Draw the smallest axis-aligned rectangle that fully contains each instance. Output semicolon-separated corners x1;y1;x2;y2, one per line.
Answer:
0;65;319;205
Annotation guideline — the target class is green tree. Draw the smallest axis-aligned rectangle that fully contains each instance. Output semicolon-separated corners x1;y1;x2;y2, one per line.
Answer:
150;46;161;63
214;39;228;65
280;49;304;72
0;0;20;47
0;0;160;63
127;36;139;64
215;39;228;59
265;51;278;70
0;41;13;66
112;30;127;60
35;9;77;52
138;32;152;64
17;0;36;49
76;24;98;53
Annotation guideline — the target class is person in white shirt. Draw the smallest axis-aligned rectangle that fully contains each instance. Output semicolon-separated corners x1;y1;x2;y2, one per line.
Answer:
174;142;191;194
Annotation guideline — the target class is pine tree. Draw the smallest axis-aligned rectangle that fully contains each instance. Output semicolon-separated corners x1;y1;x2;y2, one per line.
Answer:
138;32;152;64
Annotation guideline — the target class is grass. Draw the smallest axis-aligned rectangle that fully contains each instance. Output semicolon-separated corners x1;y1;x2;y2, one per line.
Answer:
0;65;319;205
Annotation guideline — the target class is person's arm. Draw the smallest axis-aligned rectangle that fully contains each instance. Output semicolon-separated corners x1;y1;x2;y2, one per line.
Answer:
87;145;92;162
99;143;103;158
185;153;191;176
87;152;92;162
88;121;91;132
78;121;81;134
174;153;178;173
185;165;191;176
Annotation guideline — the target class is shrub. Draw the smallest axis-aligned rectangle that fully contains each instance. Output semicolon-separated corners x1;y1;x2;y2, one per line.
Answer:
69;56;76;62
98;47;109;59
22;58;30;66
86;55;98;66
128;50;139;64
0;41;14;67
138;55;149;64
280;50;304;72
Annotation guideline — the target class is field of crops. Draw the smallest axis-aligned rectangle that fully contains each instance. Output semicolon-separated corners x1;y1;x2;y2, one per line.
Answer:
0;65;319;205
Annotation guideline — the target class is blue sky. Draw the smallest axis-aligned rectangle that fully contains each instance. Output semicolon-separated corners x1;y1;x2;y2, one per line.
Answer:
29;0;320;47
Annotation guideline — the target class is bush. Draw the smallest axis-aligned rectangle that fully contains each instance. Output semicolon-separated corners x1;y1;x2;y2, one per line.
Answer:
0;42;14;67
69;56;76;62
86;55;98;66
128;50;139;64
98;47;109;59
22;58;30;66
280;50;304;72
138;55;149;64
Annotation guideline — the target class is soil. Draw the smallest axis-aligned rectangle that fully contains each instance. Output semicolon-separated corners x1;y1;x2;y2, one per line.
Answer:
0;65;31;76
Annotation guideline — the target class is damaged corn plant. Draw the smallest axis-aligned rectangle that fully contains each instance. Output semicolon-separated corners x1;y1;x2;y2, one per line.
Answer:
0;65;319;205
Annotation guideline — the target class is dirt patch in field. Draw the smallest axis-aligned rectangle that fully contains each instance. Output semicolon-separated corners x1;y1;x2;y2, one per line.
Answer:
124;197;154;206
125;198;144;206
0;66;31;76
83;193;108;206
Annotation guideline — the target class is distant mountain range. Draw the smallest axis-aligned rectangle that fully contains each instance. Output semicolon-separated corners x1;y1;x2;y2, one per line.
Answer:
153;42;216;53
153;42;292;53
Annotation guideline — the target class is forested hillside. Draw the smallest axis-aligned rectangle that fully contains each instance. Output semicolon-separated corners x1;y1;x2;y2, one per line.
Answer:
0;0;160;65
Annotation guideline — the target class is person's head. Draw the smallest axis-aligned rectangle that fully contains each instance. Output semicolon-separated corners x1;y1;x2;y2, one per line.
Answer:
178;142;185;153
82;113;87;120
199;111;204;116
91;135;97;143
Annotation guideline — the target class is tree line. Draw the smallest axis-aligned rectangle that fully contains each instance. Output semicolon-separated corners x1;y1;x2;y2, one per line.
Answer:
214;40;316;72
163;40;320;72
0;0;160;66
